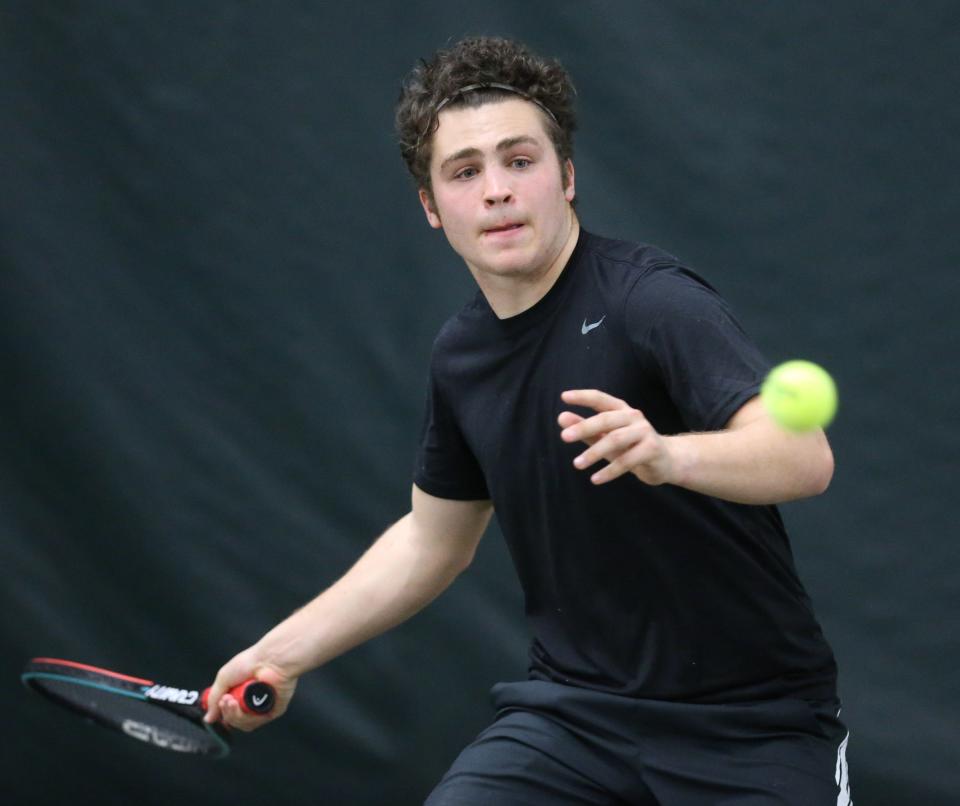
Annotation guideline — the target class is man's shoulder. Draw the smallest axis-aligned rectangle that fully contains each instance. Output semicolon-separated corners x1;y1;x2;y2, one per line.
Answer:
428;291;489;362
580;230;683;275
579;230;720;304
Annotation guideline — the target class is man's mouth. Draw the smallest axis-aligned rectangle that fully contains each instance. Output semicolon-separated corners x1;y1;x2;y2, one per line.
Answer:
484;222;524;234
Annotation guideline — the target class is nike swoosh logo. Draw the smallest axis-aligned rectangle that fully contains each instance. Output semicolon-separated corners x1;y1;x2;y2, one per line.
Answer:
252;692;269;707
581;315;605;335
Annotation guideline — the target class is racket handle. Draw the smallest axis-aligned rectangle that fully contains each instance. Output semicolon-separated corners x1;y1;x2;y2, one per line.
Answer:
201;680;276;716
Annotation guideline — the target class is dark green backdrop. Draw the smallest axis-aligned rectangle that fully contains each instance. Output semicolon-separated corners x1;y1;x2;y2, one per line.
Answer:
2;2;957;804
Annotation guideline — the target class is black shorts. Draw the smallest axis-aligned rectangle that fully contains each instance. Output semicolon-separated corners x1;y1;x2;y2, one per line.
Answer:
425;680;852;805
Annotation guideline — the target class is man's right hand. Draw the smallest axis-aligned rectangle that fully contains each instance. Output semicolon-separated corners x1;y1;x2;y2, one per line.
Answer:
204;648;298;731
202;487;491;731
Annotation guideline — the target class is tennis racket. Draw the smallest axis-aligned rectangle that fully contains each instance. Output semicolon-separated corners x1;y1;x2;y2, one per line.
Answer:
22;657;275;759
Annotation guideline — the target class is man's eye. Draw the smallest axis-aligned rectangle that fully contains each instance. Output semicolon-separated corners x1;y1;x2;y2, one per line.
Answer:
455;167;478;180
511;158;531;169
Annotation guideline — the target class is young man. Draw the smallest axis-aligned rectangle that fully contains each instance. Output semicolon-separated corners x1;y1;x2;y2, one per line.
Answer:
206;37;852;805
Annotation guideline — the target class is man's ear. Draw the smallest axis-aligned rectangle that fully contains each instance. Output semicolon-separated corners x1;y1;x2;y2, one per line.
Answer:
418;188;443;229
563;159;576;203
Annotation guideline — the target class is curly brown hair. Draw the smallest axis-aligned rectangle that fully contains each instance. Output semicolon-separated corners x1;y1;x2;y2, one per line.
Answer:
395;37;577;193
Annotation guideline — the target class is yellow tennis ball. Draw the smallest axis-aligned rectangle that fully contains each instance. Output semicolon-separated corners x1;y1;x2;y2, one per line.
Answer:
761;360;838;432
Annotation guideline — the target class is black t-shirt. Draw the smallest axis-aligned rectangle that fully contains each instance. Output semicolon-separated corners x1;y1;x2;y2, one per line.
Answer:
414;229;837;704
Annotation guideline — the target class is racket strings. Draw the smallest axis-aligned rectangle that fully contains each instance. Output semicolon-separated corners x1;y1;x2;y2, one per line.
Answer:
25;672;228;757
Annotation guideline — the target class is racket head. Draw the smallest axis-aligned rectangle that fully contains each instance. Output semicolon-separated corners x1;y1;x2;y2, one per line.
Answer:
22;658;231;758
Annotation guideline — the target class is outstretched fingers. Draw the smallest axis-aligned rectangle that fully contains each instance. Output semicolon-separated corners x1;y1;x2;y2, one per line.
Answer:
589;441;658;484
560;407;642;444
558;389;672;486
572;421;651;472
560;388;626;412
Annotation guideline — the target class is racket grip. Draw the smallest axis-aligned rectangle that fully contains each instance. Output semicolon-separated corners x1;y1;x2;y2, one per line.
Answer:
201;680;276;716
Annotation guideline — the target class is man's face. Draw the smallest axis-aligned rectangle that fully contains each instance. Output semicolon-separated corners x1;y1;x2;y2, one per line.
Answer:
419;98;576;283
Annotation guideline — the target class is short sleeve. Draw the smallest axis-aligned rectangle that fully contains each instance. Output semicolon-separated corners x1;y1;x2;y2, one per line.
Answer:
413;364;490;500
626;267;771;431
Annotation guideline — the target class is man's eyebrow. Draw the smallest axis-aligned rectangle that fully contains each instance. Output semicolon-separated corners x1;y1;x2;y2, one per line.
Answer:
439;135;542;171
496;135;540;152
440;147;482;172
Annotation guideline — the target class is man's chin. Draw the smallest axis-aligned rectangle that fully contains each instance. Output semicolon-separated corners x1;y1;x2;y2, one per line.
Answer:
478;245;537;272
476;257;535;278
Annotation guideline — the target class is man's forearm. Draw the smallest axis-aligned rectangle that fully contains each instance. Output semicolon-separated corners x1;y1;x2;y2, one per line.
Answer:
251;513;471;678
560;390;834;505
665;417;834;505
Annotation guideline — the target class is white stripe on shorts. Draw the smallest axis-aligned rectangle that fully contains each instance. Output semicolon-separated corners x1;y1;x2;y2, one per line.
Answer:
835;731;851;806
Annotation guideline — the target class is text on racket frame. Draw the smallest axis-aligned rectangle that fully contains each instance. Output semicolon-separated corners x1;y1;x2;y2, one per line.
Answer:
142;684;200;706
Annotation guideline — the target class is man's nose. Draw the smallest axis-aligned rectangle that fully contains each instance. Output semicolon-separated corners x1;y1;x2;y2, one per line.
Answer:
483;166;513;206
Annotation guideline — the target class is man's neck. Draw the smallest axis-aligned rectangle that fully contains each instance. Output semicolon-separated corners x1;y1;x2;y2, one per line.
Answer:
472;216;581;320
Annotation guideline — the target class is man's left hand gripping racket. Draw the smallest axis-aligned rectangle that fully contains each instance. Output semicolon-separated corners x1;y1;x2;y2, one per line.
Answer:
22;657;275;759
